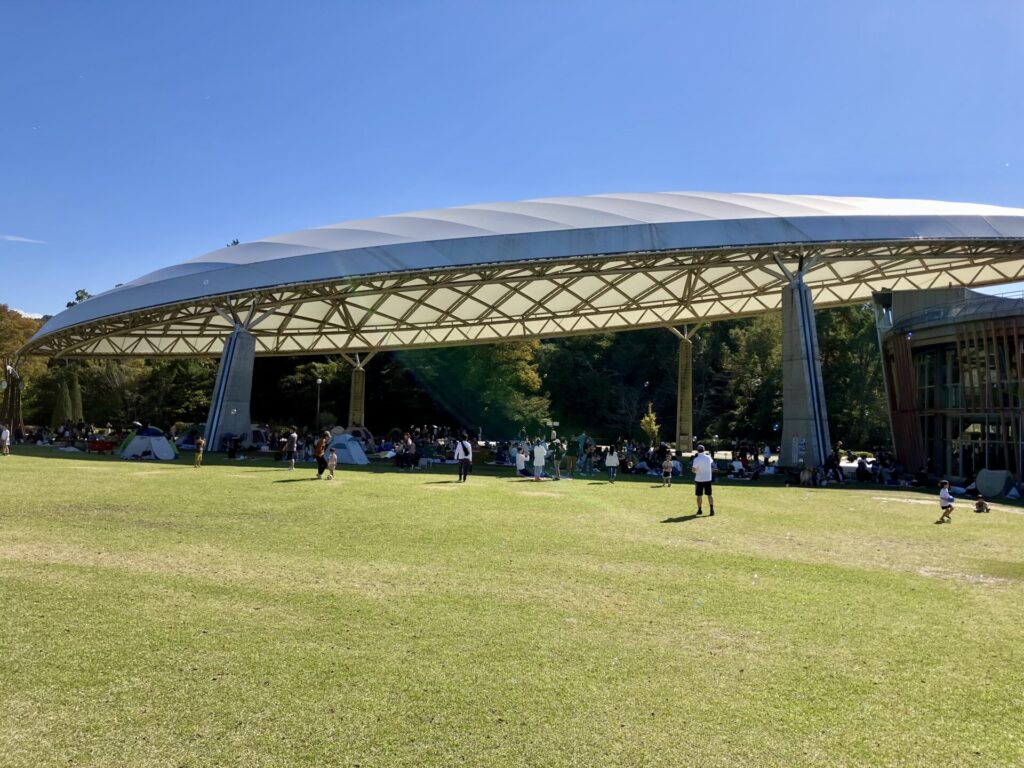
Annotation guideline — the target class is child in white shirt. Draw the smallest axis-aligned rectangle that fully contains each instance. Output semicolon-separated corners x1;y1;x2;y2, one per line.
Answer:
936;480;954;524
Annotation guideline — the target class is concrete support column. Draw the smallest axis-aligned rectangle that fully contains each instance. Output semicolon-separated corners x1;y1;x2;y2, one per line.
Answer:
349;366;366;428
676;336;693;452
781;274;831;467
205;328;255;450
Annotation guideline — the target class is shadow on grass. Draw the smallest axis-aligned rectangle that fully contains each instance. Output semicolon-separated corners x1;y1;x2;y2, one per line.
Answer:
661;514;704;523
272;477;320;484
424;480;460;485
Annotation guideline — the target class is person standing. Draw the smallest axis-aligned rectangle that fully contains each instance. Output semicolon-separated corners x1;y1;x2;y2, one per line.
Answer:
285;426;298;470
576;432;587;475
532;439;547;481
605;445;620;483
0;424;9;456
314;431;330;479
194;435;205;468
691;444;715;516
662;453;673;487
454;432;473;483
327;447;338;480
551;439;564;481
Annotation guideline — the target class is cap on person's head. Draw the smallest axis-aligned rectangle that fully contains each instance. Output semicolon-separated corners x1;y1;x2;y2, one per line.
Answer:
697;444;705;453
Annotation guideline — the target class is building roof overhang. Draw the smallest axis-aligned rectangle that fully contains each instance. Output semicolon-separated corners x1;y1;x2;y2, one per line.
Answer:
22;192;1024;358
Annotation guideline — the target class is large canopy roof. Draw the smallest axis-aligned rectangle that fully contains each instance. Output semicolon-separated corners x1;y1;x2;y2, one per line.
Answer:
23;192;1024;358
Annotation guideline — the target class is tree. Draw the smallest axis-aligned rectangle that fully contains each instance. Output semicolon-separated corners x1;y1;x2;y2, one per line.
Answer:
717;314;783;440
816;304;890;448
51;378;72;429
69;369;84;422
394;341;550;436
640;402;660;446
65;289;92;309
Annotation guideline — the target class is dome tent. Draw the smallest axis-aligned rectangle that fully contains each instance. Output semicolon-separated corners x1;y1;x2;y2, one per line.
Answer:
327;433;369;465
119;426;177;461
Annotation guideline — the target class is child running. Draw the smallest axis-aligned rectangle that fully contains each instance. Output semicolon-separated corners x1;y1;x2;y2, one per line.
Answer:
936;480;954;524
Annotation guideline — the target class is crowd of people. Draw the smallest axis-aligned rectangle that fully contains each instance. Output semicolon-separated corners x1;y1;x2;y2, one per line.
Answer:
495;432;716;482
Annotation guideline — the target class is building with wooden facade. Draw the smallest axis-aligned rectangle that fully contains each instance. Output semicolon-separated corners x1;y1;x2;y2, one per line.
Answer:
875;287;1024;480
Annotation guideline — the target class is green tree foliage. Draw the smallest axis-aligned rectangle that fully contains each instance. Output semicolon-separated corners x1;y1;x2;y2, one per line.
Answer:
51;378;72;429
816;304;890;448
716;314;783;440
65;288;92;308
276;359;351;429
136;359;217;427
25;358;215;430
69;369;84;422
639;402;660;445
538;329;678;441
395;342;550;436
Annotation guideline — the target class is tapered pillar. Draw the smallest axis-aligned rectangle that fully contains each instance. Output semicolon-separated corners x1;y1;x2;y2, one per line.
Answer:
781;274;831;467
205;328;255;450
349;366;366;427
676;336;693;452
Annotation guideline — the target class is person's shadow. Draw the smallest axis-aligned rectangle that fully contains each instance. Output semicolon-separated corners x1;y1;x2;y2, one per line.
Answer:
661;514;703;523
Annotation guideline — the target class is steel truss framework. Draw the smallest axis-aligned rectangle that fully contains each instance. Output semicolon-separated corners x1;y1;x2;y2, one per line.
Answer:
23;239;1024;358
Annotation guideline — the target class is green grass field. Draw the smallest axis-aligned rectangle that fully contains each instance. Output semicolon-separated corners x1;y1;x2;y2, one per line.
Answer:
2;448;1022;767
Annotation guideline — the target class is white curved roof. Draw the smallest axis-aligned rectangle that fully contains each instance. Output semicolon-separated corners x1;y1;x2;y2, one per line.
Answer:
24;192;1024;357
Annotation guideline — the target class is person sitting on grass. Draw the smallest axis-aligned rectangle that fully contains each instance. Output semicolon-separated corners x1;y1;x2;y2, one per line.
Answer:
974;496;990;513
936;480;954;524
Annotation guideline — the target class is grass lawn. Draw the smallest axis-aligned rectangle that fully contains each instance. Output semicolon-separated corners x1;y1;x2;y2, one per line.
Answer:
1;447;1022;767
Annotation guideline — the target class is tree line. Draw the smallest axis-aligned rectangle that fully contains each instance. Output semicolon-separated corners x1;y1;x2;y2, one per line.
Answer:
1;301;890;448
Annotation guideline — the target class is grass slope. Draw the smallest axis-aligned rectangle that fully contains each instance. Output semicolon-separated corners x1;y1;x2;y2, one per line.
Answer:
1;448;1022;767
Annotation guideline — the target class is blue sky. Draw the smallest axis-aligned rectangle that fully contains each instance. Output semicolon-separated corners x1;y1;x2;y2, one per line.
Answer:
2;0;1023;316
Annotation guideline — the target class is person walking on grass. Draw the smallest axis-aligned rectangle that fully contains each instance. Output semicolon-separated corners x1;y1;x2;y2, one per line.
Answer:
936;480;954;523
605;445;620;483
1;424;10;456
454;432;473;483
692;444;715;516
314;431;330;479
662;452;673;487
193;435;205;468
327;447;338;480
532;438;547;481
285;427;298;470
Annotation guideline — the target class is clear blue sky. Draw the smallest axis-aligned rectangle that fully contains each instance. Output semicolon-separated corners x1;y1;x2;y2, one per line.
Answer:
3;0;1023;316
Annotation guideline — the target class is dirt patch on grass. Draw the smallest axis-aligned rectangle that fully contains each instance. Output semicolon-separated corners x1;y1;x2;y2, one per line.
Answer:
916;566;1013;586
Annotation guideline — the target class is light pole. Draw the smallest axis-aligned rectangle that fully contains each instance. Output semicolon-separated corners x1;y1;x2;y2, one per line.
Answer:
315;378;323;431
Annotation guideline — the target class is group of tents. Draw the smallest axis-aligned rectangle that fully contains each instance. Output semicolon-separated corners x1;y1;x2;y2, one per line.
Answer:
117;425;369;466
